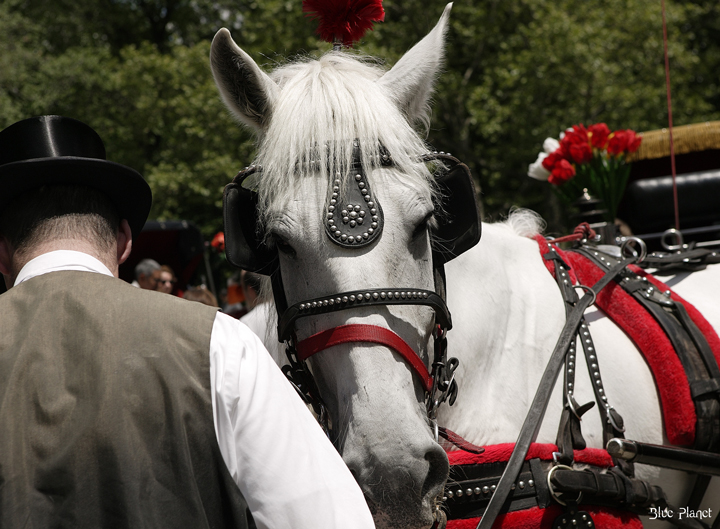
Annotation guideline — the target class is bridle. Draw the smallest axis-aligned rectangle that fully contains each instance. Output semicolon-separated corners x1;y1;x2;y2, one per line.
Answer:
222;144;481;438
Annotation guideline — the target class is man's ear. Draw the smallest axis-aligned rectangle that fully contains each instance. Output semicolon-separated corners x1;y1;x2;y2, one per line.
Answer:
117;219;133;266
0;236;13;275
0;236;14;288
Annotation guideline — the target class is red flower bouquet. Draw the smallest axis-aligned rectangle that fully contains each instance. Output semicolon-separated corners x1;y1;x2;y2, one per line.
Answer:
528;123;642;222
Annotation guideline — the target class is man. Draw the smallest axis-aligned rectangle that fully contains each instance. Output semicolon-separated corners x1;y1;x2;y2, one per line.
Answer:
0;116;374;529
133;257;161;289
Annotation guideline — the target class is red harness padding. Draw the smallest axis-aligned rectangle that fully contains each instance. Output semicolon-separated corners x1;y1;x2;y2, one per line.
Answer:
296;324;433;392
534;235;720;446
446;444;642;529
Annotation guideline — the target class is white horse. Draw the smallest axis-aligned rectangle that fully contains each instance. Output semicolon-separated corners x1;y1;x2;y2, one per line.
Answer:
210;5;720;528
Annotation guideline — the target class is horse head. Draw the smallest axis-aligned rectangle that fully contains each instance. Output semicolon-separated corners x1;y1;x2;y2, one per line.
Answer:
211;6;477;527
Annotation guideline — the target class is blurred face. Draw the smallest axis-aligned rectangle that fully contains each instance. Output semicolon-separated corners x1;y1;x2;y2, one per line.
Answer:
138;270;160;290
155;271;174;294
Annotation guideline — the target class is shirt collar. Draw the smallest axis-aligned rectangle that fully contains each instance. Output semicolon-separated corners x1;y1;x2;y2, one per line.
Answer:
14;250;114;286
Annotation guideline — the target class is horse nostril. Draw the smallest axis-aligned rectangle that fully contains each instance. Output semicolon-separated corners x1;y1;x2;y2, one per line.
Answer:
422;443;449;500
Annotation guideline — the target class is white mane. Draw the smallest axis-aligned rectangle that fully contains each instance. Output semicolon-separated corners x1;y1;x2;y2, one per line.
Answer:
253;52;437;227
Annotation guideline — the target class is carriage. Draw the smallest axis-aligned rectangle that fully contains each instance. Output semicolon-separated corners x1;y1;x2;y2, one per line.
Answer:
210;3;720;528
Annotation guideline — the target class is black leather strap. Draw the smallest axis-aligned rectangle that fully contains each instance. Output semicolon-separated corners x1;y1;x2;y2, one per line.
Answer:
277;288;452;342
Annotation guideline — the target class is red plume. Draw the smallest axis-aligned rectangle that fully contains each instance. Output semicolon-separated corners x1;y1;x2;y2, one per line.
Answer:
303;0;385;47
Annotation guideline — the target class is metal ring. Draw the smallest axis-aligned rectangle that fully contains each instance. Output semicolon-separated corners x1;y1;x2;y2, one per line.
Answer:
547;464;583;506
620;236;647;264
661;228;684;251
573;284;596;306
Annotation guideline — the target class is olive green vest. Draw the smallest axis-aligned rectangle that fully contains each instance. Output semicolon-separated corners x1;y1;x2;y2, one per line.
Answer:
0;271;252;529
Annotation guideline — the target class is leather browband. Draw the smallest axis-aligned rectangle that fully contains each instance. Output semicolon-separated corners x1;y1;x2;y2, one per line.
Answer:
296;324;433;392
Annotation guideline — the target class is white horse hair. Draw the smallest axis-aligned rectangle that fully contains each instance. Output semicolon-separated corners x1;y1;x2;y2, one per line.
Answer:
211;4;719;528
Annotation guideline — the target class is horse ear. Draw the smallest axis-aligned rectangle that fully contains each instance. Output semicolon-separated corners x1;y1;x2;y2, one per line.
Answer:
378;3;452;126
210;28;280;132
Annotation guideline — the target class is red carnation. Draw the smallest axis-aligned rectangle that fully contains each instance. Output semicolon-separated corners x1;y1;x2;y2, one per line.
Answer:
607;130;629;156
568;142;592;164
548;159;576;185
625;129;642;153
541;150;564;172
588;123;610;149
303;0;385;46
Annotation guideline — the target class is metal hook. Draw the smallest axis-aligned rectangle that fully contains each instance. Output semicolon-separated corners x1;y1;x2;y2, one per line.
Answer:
620;236;648;263
661;228;684;251
573;284;597;307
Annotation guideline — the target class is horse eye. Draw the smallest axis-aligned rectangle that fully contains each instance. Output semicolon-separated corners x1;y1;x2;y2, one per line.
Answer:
412;212;434;239
273;235;296;257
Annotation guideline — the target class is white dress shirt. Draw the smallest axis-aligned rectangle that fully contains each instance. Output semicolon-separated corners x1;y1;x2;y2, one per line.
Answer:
14;250;375;529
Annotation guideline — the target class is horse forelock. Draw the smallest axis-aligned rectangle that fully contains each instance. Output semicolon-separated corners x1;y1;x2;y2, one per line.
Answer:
252;51;437;230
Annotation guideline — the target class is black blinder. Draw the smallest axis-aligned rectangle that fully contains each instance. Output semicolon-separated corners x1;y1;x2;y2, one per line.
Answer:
222;152;482;274
428;153;482;264
222;166;277;274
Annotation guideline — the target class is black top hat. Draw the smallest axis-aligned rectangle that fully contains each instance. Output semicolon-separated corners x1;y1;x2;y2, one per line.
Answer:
0;115;152;239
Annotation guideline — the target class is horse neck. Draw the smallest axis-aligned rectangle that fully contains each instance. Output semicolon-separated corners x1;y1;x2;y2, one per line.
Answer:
439;222;567;443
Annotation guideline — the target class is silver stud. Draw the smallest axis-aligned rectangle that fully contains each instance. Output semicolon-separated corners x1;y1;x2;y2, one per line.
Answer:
332;193;338;199
299;304;306;310
372;215;379;222
519;481;525;489
349;211;357;219
330;199;337;205
482;486;490;494
466;488;473;496
456;489;463;497
341;234;348;241
364;196;370;202
322;300;329;306
368;228;374;234
361;189;368;195
423;292;429;298
370;208;377;214
350;220;356;227
447;490;454;498
329;205;335;211
474;487;481;495
355;174;362;181
334;231;341;237
368;201;375;207
371;222;378;228
357;218;364;225
372;293;379;299
491;485;496;491
335;298;341;304
343;217;350;223
348;235;355;243
349;295;356;301
358;182;365;188
380;292;386;298
528;480;534;487
359;210;366;217
327;213;334;219
365;293;371;300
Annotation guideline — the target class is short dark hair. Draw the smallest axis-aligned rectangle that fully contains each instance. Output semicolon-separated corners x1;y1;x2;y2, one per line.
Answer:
0;185;120;255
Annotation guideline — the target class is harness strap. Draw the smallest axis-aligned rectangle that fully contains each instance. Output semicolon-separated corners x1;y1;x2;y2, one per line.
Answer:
476;255;636;529
277;287;452;342
296;324;433;392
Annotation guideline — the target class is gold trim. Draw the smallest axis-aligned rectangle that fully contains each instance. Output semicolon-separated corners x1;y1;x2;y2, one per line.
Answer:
627;121;720;162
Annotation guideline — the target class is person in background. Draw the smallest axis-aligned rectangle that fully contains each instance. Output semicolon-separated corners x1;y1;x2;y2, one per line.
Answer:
0;116;374;529
155;264;176;294
183;285;219;307
133;258;160;289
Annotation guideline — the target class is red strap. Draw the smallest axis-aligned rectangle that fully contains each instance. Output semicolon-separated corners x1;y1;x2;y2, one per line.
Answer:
296;324;433;392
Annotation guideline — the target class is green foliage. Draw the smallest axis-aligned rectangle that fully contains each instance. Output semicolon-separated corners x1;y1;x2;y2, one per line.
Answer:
2;0;719;243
